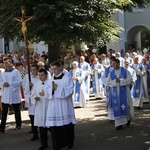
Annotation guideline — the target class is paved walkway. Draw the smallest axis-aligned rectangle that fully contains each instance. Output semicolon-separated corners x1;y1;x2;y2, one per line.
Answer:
1;95;150;150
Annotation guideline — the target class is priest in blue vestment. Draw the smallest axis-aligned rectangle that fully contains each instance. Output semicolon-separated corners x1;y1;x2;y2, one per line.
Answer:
101;56;116;120
91;58;105;99
78;56;91;101
107;59;133;130
130;56;145;109
70;61;86;107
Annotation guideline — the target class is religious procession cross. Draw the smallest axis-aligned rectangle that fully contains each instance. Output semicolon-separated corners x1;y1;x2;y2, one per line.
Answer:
14;6;35;84
14;6;35;46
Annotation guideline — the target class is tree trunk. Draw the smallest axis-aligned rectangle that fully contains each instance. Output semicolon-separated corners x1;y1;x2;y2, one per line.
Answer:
48;43;60;65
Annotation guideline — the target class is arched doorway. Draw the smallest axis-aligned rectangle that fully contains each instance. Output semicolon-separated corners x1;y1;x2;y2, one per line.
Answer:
126;25;150;50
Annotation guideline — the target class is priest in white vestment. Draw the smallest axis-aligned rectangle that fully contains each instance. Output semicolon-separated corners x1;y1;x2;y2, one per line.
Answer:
124;52;133;64
124;60;137;85
46;60;77;150
99;53;110;69
116;52;124;66
107;59;133;130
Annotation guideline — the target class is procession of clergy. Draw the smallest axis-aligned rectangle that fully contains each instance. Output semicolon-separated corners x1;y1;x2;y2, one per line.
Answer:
0;47;150;149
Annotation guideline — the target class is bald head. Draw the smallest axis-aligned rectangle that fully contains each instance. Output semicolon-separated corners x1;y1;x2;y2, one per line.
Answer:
80;56;85;63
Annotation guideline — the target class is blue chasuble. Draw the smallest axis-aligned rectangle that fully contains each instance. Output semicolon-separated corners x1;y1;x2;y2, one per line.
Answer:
110;67;127;118
130;64;142;98
105;66;113;109
91;64;103;93
78;62;89;94
69;68;82;103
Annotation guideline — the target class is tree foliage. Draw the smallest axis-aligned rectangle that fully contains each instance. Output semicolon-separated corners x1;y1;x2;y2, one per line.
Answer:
141;28;150;48
0;0;149;47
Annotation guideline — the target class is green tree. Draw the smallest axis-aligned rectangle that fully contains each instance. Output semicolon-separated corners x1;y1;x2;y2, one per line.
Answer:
141;28;150;48
0;0;149;61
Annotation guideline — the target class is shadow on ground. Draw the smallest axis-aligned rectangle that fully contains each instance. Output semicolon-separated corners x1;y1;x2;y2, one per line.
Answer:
0;99;150;150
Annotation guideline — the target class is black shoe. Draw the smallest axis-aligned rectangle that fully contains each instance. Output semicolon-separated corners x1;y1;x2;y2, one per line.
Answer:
68;144;73;149
126;119;131;126
0;128;5;133
137;107;141;110
30;136;38;141
116;125;122;130
28;130;33;133
14;126;21;130
38;145;48;150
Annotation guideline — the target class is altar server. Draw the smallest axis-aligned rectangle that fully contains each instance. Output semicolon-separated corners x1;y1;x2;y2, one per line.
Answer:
46;60;77;150
31;69;50;150
0;57;22;133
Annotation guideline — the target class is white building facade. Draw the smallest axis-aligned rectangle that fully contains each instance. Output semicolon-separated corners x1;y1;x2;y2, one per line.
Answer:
107;6;150;52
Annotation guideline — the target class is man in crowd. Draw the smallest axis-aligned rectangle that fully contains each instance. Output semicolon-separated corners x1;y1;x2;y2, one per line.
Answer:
31;69;50;150
91;58;105;99
107;59;133;130
78;56;91;101
46;60;77;150
0;57;22;133
101;56;116;121
70;61;86;107
130;56;145;109
24;64;39;140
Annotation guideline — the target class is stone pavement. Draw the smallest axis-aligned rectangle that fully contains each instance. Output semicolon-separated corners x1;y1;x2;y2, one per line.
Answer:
1;95;150;150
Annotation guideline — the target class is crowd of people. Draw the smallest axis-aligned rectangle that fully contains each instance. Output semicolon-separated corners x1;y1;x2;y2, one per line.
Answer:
0;46;150;149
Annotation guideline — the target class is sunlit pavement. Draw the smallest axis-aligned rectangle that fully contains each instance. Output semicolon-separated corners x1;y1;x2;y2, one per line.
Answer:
1;94;150;150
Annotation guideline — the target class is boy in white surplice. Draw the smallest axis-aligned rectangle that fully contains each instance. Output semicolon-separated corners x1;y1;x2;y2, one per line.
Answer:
31;69;50;150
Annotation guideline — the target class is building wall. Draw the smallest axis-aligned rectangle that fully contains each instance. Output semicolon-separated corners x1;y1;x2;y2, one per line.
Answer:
0;38;4;53
107;6;150;52
34;41;48;56
125;7;150;32
107;11;125;52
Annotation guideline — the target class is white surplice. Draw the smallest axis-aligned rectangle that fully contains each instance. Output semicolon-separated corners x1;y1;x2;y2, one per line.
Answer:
79;62;91;101
0;69;22;104
24;75;40;115
0;68;5;96
46;74;77;127
30;79;49;127
142;65;149;103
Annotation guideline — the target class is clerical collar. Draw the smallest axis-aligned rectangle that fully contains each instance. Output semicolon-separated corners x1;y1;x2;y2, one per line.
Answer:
5;68;14;72
115;67;120;71
54;71;63;78
41;79;47;84
54;73;64;80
